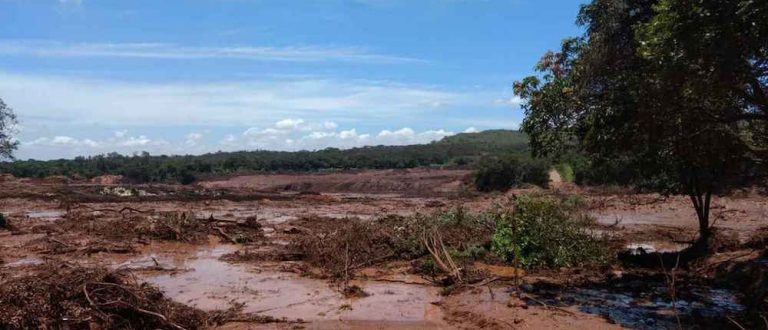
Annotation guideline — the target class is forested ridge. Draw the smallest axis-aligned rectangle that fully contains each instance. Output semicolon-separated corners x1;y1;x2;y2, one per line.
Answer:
0;130;529;183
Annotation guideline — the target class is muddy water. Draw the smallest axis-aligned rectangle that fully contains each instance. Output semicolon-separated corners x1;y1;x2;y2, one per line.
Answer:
534;286;744;329
25;210;65;220
2;256;44;267
126;244;444;327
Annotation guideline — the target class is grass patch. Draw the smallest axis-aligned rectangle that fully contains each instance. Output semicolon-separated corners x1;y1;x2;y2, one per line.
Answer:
554;163;575;183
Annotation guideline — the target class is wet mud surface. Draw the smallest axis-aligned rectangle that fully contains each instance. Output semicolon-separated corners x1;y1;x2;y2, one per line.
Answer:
1;170;766;329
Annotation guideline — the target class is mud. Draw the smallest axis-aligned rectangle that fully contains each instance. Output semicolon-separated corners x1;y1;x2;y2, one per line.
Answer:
1;170;766;329
200;168;473;196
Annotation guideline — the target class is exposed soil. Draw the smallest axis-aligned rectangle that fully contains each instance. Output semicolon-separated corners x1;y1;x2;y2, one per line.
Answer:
1;169;766;329
200;168;473;196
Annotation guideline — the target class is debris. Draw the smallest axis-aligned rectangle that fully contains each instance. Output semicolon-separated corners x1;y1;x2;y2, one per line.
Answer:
0;263;215;330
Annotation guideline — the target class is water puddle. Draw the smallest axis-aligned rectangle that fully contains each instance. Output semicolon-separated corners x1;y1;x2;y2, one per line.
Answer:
135;245;443;325
624;242;689;255
262;215;298;225
26;210;65;220
593;213;682;226
533;286;744;329
2;256;44;267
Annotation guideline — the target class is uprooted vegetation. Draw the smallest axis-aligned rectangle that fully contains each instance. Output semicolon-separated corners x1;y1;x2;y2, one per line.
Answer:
239;194;617;286
285;206;498;283
0;262;276;330
53;207;263;245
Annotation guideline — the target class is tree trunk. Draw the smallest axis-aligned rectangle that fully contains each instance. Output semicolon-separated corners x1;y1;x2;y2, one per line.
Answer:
688;183;712;255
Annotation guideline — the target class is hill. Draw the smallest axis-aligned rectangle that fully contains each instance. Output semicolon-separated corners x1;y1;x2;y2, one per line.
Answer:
0;130;529;183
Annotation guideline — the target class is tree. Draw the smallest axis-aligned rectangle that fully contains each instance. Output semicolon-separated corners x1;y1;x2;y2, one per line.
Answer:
0;98;19;160
514;0;767;253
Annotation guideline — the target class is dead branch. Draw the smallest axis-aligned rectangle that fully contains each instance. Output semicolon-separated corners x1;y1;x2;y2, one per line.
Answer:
422;229;462;282
118;207;154;218
659;252;682;330
726;316;746;330
84;281;188;330
519;293;575;315
213;226;238;244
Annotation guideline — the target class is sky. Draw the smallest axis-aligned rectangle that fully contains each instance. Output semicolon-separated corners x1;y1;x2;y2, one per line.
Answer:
0;0;584;160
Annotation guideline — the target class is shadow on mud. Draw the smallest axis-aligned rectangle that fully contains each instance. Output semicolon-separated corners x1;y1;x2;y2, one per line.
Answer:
520;272;745;329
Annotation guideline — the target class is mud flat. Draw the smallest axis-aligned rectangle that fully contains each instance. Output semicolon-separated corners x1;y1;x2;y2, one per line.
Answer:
1;169;766;329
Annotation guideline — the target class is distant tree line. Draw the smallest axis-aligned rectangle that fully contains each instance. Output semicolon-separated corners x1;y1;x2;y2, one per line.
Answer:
0;130;531;184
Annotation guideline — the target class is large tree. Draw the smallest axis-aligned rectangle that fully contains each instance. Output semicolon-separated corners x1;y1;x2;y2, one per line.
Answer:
515;0;767;253
0;98;18;160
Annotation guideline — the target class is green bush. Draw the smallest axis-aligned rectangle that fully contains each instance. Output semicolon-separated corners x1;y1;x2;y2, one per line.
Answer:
554;163;575;183
474;154;550;191
491;194;613;268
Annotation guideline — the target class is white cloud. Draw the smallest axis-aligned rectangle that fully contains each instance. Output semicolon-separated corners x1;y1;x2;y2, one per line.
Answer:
25;135;99;149
0;72;475;127
339;129;358;139
81;139;99;147
323;121;338;130
495;95;522;107
377;127;415;139
185;132;204;146
463;126;478;133
19;121;465;159
51;136;77;145
274;118;305;130
114;130;128;138
0;40;420;64
220;134;237;146
118;135;151;147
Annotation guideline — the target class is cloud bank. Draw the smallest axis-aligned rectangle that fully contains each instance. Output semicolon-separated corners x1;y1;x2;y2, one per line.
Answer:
0;40;421;64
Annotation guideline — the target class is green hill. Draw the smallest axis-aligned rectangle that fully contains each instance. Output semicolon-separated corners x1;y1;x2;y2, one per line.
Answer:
0;130;530;183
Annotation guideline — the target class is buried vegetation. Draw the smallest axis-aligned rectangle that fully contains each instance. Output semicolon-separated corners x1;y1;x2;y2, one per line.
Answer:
0;176;765;328
274;194;617;284
0;263;277;330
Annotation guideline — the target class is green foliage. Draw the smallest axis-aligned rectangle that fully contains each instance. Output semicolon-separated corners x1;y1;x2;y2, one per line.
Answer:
553;163;574;183
474;154;550;191
491;195;613;268
513;0;768;248
0;130;530;184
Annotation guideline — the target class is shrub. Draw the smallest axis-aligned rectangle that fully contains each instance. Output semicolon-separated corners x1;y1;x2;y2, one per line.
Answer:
491;194;613;268
474;154;550;191
554;163;575;183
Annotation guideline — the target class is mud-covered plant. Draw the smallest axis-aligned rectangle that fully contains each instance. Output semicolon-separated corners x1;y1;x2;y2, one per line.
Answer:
292;219;404;279
137;211;208;242
492;194;613;268
0;263;217;330
291;207;500;280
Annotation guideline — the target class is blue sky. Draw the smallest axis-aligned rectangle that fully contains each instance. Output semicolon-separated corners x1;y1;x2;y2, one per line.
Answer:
0;0;584;160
